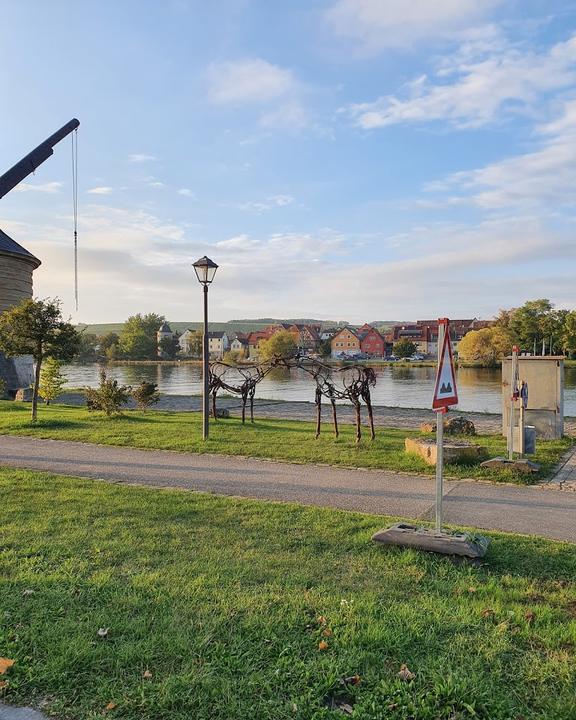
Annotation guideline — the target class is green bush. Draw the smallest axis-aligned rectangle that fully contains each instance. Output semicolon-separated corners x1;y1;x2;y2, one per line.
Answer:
85;370;130;416
131;381;160;411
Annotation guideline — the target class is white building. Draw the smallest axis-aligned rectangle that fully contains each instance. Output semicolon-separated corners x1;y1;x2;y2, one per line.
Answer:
208;331;229;359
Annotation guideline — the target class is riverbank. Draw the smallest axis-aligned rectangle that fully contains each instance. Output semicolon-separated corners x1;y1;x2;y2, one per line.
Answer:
0;401;571;484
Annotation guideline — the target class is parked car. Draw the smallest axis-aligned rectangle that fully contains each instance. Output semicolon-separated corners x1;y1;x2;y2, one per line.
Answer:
411;354;425;361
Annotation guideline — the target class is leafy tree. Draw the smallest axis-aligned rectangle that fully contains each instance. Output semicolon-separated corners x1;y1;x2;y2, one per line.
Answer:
258;330;298;361
509;299;553;355
182;330;202;358
159;334;180;360
223;349;243;365
119;313;165;360
457;327;513;367
85;370;130;416
75;332;99;362
0;298;80;422
393;339;417;358
131;381;160;411
562;311;576;357
98;332;119;354
319;339;332;357
38;358;67;404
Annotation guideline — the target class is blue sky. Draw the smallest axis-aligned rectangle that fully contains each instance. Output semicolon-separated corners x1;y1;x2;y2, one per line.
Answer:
1;0;576;323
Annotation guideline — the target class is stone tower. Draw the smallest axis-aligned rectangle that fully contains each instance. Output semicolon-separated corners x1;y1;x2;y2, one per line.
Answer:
0;229;41;394
0;229;41;313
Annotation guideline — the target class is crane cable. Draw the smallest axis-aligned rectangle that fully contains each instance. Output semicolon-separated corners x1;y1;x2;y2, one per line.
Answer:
71;129;79;311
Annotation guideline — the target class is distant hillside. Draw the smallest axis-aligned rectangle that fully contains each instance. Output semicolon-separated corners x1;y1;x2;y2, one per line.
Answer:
368;320;409;328
76;318;345;336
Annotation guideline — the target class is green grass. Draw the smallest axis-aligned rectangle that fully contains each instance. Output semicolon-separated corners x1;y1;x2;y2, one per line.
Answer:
0;469;574;719
0;401;571;484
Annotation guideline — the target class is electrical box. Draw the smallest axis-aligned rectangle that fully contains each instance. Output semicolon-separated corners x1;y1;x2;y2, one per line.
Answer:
502;356;564;439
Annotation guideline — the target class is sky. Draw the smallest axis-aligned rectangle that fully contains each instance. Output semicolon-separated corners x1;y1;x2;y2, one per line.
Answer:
1;0;576;324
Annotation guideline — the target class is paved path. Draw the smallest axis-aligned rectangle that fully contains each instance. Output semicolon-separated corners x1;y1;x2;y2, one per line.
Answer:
0;704;48;720
549;444;576;491
1;436;575;542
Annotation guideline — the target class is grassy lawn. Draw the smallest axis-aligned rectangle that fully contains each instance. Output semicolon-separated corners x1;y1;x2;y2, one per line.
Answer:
0;401;571;484
0;469;575;719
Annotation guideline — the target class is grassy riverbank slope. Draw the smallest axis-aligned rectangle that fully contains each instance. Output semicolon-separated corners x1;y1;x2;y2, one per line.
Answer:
0;401;571;484
0;468;574;719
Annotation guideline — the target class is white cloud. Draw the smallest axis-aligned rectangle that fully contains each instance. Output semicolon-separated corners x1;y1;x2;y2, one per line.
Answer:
345;33;576;129
326;0;503;52
128;153;156;163
424;99;576;209
3;206;575;322
237;194;295;212
148;181;165;188
177;188;195;198
207;58;296;104
86;186;113;195
14;181;62;193
260;101;309;131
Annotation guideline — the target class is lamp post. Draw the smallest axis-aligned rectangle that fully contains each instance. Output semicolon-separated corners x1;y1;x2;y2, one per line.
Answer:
192;255;218;440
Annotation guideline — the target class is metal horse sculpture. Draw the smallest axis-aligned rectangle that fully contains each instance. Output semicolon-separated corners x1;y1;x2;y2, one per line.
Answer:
209;355;377;443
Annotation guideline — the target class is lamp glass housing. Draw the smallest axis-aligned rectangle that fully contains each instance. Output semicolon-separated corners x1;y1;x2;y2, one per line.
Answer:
193;256;218;285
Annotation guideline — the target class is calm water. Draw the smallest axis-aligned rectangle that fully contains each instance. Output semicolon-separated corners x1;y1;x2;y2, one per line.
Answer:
62;363;576;415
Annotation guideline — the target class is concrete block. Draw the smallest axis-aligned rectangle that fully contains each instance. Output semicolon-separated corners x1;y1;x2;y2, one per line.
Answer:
405;437;487;466
372;523;490;558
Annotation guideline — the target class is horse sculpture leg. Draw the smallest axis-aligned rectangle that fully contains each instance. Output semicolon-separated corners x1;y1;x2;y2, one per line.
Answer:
354;401;361;443
315;387;322;439
212;390;218;421
366;399;375;440
241;390;247;424
331;399;339;438
250;389;255;423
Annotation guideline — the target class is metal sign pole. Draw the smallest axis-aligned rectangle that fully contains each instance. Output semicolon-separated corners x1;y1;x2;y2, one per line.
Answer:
508;346;518;461
435;322;445;533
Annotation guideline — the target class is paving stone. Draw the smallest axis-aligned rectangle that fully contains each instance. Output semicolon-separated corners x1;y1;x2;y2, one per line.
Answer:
0;704;49;720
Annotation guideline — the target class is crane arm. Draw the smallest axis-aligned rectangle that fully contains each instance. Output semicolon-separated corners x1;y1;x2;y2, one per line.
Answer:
0;118;80;200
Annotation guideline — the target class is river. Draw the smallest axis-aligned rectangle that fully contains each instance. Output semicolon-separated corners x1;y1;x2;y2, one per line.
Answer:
61;363;576;415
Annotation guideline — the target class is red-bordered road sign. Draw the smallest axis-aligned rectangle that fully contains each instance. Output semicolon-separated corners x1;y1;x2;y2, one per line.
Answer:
432;318;458;410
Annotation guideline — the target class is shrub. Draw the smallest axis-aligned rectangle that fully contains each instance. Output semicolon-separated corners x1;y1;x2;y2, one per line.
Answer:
85;371;130;416
39;357;67;405
131;381;160;411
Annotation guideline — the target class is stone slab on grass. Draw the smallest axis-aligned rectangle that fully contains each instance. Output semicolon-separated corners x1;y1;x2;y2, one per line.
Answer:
0;704;49;720
480;457;540;474
405;437;487;466
372;522;490;558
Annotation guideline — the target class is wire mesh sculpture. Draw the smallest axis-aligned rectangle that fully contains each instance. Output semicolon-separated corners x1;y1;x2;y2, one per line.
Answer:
208;355;377;442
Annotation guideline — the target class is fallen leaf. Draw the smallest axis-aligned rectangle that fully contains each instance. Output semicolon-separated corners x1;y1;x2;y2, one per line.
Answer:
468;587;477;593
97;627;109;639
343;674;361;685
481;608;495;618
22;589;35;597
525;610;536;625
105;702;117;711
318;640;329;651
322;628;333;637
143;669;153;679
0;658;14;675
317;615;327;625
291;702;298;713
397;664;415;681
0;680;8;689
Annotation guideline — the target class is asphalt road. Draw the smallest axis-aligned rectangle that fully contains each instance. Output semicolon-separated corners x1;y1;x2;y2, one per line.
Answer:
1;435;575;542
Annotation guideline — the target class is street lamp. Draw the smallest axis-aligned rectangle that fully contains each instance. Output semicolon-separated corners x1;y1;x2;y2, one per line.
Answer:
193;255;218;439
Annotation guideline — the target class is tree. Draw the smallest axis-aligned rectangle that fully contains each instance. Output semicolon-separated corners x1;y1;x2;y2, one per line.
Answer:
38;358;67;405
131;381;160;411
98;332;119;353
258;330;298;361
509;299;553;355
393;339;417;358
85;370;130;416
0;298;80;422
319;339;332;357
457;326;513;366
223;349;243;365
562;311;576;357
159;334;180;360
119;313;165;360
75;332;99;362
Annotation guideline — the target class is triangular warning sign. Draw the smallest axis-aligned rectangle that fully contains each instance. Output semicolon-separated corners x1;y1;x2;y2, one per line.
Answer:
432;320;458;410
